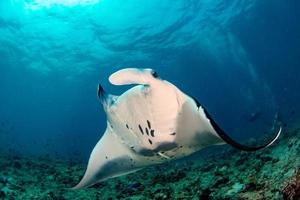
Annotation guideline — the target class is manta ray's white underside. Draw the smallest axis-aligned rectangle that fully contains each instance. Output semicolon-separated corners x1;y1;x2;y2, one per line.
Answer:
73;68;281;189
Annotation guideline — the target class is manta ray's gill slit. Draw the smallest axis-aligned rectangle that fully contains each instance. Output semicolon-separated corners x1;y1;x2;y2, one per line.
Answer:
138;125;144;135
126;124;129;129
170;132;176;136
148;139;153;145
129;158;135;167
150;130;155;137
130;146;136;152
145;128;149;136
147;120;151;129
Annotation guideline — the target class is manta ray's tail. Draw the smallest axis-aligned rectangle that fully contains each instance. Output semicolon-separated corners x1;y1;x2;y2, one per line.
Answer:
204;109;282;152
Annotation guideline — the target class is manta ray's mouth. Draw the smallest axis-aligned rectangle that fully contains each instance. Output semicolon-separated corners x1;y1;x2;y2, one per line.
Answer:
137;142;178;156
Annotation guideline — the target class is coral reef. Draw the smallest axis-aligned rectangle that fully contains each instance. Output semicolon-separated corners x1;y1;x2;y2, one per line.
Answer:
282;169;300;200
0;127;299;199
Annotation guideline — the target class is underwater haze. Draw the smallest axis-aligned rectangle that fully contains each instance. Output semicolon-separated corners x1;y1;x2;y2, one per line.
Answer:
0;0;300;199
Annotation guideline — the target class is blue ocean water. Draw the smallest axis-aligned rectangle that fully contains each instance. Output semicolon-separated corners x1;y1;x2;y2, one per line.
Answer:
0;0;299;162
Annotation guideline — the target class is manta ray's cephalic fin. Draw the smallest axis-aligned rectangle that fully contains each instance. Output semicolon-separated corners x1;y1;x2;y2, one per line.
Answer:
109;68;158;86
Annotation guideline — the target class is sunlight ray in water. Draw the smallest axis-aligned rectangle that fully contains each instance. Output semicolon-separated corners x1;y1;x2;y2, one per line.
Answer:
24;0;101;9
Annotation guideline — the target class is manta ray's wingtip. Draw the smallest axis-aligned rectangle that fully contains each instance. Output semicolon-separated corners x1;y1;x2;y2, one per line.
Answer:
71;184;81;190
265;126;282;148
71;176;89;190
203;107;282;152
71;173;99;190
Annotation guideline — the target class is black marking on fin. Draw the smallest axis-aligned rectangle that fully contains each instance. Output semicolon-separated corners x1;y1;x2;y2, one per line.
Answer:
145;128;149;136
150;130;155;137
147;120;151;129
190;96;201;108
97;84;106;101
203;107;281;152
138;125;144;135
148;139;152;145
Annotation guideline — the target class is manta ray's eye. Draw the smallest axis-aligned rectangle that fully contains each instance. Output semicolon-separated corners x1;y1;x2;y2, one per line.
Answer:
151;70;159;78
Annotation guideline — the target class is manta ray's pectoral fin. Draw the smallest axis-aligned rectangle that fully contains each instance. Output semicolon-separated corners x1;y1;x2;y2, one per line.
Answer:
202;107;282;151
73;125;142;189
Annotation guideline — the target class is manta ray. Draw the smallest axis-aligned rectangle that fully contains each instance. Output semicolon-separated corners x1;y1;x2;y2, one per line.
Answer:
74;68;281;189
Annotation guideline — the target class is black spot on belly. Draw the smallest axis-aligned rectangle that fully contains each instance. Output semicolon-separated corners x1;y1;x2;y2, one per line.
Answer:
148;139;152;145
145;128;149;136
170;132;176;136
126;124;129;129
138;125;144;135
147;120;151;129
150;130;155;137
